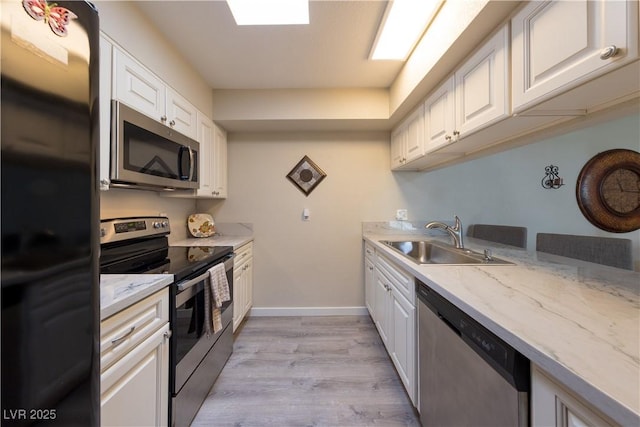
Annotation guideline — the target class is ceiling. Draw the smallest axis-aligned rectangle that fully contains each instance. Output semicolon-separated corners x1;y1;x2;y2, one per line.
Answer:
134;0;404;91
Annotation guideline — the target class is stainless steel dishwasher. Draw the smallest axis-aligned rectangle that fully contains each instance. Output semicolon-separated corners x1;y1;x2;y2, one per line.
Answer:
417;279;530;426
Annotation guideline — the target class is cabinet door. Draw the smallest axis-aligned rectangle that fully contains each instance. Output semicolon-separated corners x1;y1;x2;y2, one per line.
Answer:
424;76;455;154
373;269;391;349
364;257;375;316
404;105;425;164
195;112;214;197
531;365;615;427
232;264;246;332
455;24;509;136
166;87;197;139
390;126;407;169
243;257;253;316
101;323;169;427
211;123;228;198
511;0;637;112
391;289;416;405
113;48;165;122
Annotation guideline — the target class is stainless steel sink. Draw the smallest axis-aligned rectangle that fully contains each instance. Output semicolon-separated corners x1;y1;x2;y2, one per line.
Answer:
381;240;514;265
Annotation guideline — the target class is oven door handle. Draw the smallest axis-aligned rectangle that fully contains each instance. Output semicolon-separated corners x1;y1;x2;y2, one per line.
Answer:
177;271;209;292
176;253;235;292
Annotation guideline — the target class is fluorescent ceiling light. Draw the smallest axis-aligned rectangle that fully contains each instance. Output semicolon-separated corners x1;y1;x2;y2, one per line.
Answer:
370;0;443;60
226;0;309;26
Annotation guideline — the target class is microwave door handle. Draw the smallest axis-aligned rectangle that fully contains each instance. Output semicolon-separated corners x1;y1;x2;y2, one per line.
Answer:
188;146;195;181
178;146;188;180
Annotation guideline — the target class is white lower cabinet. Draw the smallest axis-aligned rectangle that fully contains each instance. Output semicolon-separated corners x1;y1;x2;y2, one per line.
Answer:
233;242;253;332
373;268;392;348
364;242;417;406
531;364;616;427
364;243;376;315
100;288;170;427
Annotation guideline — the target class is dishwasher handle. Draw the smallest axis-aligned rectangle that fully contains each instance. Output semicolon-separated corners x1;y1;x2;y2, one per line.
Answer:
438;313;461;337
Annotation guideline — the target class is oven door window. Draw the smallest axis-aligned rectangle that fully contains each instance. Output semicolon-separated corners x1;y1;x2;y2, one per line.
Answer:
175;283;205;365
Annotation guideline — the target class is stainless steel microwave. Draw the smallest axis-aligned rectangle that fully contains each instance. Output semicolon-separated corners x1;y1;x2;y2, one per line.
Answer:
110;100;199;191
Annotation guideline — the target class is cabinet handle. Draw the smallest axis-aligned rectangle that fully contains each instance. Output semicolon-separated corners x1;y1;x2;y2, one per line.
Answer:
163;330;172;341
100;179;110;187
169;120;176;127
368;266;373;271
600;45;619;60
453;130;460;137
161;115;167;123
445;135;452;141
111;326;135;347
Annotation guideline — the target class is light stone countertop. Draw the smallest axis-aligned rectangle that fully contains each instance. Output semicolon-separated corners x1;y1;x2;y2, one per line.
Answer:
172;222;254;250
100;274;173;320
363;231;639;426
171;235;253;250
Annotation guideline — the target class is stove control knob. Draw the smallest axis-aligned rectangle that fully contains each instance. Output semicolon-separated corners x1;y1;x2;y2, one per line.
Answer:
152;221;161;229
162;221;169;228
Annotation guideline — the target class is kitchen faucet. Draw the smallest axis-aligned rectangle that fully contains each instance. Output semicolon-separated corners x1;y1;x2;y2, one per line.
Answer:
425;216;465;249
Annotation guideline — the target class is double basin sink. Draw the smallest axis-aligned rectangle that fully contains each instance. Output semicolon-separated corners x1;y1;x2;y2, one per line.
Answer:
381;240;514;265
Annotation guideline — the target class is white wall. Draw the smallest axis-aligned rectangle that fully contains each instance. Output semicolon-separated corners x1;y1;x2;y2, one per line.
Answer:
197;131;406;309
199;110;639;310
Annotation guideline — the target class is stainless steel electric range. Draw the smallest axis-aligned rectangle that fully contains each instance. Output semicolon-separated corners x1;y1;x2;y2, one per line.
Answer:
100;217;234;427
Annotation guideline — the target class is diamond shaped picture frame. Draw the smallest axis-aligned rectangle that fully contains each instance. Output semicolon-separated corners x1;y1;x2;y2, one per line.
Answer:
286;155;326;196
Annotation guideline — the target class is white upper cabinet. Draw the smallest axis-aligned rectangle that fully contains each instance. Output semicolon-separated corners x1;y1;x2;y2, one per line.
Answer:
390;125;408;169
423;76;455;153
511;0;639;113
195;111;214;198
113;48;197;139
390;104;425;170
211;123;228;198
165;88;198;139
424;24;509;154
455;24;509;135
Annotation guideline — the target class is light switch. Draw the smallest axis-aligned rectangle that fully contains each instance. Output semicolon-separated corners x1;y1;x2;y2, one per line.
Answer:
302;208;310;221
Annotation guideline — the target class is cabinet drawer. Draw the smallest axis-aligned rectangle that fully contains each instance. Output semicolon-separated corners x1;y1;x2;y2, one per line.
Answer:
100;288;169;373
377;253;414;304
234;242;253;266
364;242;376;261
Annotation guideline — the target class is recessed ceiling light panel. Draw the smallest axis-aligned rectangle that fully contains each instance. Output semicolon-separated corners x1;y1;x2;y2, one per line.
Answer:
370;0;443;60
227;0;309;26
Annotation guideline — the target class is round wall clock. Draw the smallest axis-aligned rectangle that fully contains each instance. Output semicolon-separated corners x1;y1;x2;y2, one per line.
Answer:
576;149;640;233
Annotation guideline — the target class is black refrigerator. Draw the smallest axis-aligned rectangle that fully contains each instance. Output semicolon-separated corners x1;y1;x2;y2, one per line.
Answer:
1;1;100;426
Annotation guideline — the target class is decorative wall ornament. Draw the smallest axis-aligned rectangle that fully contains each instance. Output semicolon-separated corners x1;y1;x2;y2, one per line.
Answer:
286;155;326;196
541;165;564;189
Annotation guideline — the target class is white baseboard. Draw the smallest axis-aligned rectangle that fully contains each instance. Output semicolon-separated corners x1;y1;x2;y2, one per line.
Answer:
249;306;369;317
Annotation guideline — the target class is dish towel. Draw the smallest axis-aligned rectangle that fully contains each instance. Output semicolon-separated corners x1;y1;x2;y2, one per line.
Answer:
203;263;230;335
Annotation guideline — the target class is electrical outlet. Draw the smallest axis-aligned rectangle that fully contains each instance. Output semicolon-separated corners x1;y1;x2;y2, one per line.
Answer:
396;209;408;221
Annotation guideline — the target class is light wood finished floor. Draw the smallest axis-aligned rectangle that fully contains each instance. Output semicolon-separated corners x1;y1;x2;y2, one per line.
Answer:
191;316;421;427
